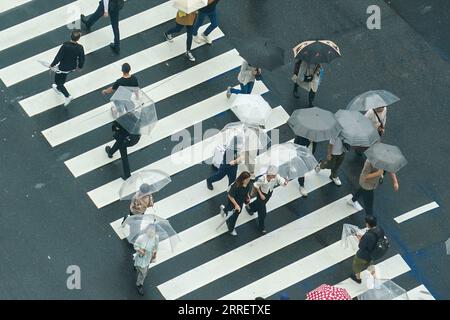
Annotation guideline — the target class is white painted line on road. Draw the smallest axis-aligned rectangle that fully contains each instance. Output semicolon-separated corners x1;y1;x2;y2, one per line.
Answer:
0;0;98;52
19;25;224;116
157;195;359;300
0;0;31;14
0;1;176;86
87;106;290;208
401;285;435;300
394;202;439;223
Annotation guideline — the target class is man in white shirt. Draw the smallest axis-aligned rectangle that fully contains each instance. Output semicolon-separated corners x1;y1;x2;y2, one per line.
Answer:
315;136;346;186
246;166;288;233
365;107;387;137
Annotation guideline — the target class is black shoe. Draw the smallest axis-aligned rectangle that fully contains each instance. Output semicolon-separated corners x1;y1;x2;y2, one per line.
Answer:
245;205;254;215
109;43;120;54
350;274;362;284
122;174;131;180
105;146;113;158
293;88;299;99
80;14;91;32
206;181;213;190
137;285;145;296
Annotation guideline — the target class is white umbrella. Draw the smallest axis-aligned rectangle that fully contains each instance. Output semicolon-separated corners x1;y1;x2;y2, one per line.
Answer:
219;122;270;152
119;170;171;200
172;0;207;14
230;94;272;127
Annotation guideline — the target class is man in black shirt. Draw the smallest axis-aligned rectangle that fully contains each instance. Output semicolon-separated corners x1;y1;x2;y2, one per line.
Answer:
50;30;85;107
101;63;139;95
80;0;122;54
294;134;317;197
350;215;380;284
193;0;221;45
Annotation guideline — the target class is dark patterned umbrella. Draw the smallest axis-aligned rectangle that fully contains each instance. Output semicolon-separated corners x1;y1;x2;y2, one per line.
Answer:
293;40;341;64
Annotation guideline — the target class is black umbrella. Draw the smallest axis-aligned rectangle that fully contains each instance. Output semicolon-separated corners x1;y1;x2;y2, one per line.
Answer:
293;40;341;64
236;38;285;71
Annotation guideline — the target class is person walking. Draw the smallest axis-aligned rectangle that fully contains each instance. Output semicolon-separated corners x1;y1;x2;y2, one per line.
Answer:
206;137;242;190
193;0;221;45
50;30;85;107
226;60;261;98
347;159;399;215
292;59;323;107
80;0;123;54
121;183;154;224
221;171;252;236
294;135;317;197
101;63;139;96
315;136;346;186
365;106;387;137
133;230;159;296
105;115;141;179
164;10;198;62
350;215;382;284
246;166;287;234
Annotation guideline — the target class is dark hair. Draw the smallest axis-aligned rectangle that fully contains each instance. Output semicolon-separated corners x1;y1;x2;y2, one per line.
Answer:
139;183;151;194
71;30;82;42
365;215;377;228
234;171;251;187
122;63;131;74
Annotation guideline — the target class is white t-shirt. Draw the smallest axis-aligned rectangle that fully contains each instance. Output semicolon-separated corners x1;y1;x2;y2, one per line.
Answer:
254;174;286;194
329;137;344;155
365;108;387;129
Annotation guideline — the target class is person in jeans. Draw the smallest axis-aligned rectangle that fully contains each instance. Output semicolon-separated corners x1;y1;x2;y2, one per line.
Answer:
133;229;158;296
221;171;252;236
350;215;380;284
226;60;261;97
164;10;198;61
315;136;346;186
294;135;317;197
347;159;399;215
246;166;287;234
193;0;221;45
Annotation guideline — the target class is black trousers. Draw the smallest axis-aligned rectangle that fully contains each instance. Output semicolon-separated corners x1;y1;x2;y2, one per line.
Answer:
86;1;120;49
207;163;237;186
297;141;317;187
54;73;70;97
352;188;374;215
293;83;316;107
109;139;131;178
248;191;272;231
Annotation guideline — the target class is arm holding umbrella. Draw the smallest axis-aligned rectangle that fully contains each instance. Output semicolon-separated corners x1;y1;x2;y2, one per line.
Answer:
227;193;241;213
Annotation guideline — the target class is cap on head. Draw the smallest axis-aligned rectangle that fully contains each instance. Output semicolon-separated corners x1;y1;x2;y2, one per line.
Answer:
267;165;278;176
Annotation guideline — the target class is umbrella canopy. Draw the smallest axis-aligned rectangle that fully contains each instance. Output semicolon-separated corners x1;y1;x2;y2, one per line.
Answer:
110;86;158;135
172;0;207;14
123;214;180;252
335;110;379;147
293;40;341;64
230;94;272;127
306;284;351;300
446;238;450;255
237;38;285;71
364;143;407;173
358;280;408;300
288;107;342;142
119;170;171;200
255;142;318;179
347;90;400;111
220;122;270;152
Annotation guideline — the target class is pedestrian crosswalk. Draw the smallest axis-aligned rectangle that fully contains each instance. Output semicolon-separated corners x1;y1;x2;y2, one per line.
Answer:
1;0;434;300
0;0;31;14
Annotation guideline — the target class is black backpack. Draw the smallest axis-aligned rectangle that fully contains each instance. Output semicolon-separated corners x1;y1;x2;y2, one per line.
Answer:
369;227;390;261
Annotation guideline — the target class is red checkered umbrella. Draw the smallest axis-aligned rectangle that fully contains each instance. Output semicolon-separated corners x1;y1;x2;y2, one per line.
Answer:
306;284;351;300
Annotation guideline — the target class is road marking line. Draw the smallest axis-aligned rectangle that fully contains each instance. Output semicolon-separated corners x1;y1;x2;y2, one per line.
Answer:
394;201;439;223
0;0;31;14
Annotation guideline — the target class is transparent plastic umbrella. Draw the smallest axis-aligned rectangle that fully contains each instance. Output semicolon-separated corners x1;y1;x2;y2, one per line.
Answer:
119;169;171;200
219;122;270;152
347;90;400;112
230;94;272;127
357;279;409;300
288;107;342;142
335;109;380;147
341;223;367;250
255;142;318;179
364;143;407;173
110;86;157;135
123;214;180;252
172;0;207;13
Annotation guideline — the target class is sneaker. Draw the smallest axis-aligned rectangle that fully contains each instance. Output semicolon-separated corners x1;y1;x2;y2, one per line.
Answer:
347;198;362;211
350;274;362;284
193;35;203;44
206;181;213;190
230;229;237;236
164;32;173;43
331;176;342;186
52;84;62;95
201;32;212;44
261;229;267;234
137;285;145;296
185;51;196;62
245;205;254;216
315;163;321;173
64;96;73;107
109;43;120;54
105;146;113;158
219;204;225;216
80;14;91;32
299;186;308;197
226;86;232;99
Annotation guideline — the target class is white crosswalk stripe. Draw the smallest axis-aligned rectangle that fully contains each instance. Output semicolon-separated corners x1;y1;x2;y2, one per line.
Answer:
2;1;429;301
